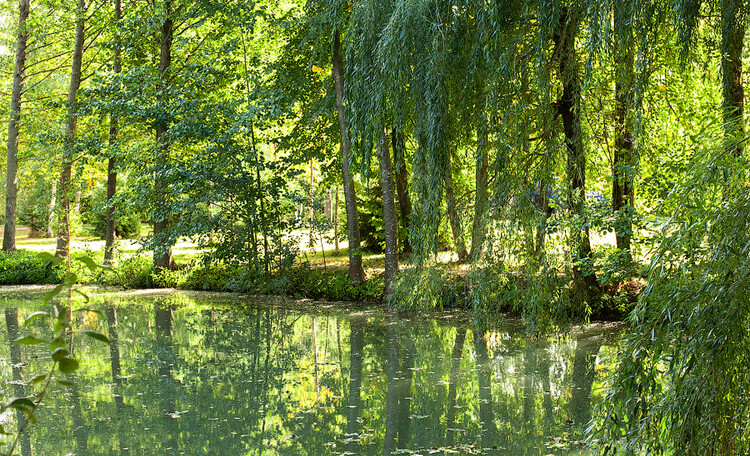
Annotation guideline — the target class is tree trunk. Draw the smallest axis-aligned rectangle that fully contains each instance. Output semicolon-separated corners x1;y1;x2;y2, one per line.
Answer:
334;184;340;252
332;29;365;283
105;0;122;265
153;0;174;270
3;0;30;253
470;128;489;261
55;0;86;259
47;178;56;238
554;7;600;307
721;0;745;157
254;142;269;272
445;152;468;262
309;158;314;247
391;130;412;254
612;0;636;259
378;127;399;302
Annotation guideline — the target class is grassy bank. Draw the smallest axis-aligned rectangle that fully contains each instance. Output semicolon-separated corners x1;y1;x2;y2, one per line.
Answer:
0;227;641;317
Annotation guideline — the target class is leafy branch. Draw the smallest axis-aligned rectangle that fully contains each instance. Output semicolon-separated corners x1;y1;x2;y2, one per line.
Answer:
1;253;112;456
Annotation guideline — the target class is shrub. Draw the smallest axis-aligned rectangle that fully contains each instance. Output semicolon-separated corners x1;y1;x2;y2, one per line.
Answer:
99;255;156;288
0;250;64;284
264;266;383;301
180;262;242;291
90;211;141;240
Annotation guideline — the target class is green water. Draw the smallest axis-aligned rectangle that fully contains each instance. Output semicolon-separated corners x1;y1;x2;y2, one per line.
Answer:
0;289;619;455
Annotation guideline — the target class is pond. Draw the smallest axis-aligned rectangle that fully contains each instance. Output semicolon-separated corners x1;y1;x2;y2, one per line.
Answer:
0;288;620;456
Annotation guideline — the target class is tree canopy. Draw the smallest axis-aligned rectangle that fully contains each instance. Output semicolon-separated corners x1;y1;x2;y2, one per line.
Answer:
1;0;749;451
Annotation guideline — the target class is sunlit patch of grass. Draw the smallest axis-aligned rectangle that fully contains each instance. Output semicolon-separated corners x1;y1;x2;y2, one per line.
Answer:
7;226;205;263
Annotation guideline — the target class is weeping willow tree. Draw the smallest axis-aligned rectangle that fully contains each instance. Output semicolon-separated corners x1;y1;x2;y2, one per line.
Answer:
594;142;750;455
335;0;611;315
376;0;480;308
345;0;401;300
591;0;750;453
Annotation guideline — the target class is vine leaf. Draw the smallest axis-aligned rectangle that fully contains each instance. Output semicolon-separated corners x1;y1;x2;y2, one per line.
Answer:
58;357;80;374
79;330;110;344
14;336;47;345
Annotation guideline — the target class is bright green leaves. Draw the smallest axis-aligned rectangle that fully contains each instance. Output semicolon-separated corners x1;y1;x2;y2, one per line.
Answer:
78;330;110;344
14;336;47;345
58;357;80;374
2;397;37;423
51;347;69;362
24;311;52;325
77;256;114;273
37;252;64;266
53;347;81;375
43;285;65;304
2;253;112;448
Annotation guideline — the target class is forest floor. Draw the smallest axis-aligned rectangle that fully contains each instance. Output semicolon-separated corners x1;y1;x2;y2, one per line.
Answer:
3;225;202;257
3;224;621;278
2;225;390;272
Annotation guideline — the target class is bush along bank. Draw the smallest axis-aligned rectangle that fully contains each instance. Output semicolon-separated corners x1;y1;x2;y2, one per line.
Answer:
0;250;65;284
0;250;640;316
0;249;385;302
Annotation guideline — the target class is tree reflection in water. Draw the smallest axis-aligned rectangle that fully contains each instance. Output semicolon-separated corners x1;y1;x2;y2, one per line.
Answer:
5;308;31;456
0;293;616;455
106;305;129;455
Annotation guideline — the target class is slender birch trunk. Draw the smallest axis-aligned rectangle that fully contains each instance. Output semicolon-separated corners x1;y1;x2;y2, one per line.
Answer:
55;0;86;259
105;0;122;264
3;0;31;252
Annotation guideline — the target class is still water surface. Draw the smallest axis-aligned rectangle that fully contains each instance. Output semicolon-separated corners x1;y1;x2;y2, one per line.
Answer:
0;289;619;456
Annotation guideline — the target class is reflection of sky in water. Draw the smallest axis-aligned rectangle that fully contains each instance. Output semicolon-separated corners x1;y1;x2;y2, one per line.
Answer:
0;291;619;456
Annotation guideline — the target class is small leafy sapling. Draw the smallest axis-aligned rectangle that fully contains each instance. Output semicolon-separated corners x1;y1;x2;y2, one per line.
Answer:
1;253;112;456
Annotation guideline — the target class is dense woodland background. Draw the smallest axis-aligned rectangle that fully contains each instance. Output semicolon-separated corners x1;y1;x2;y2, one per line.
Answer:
0;0;749;453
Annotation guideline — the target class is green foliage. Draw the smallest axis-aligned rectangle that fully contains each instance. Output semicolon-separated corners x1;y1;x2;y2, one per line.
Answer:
1;253;110;455
469;257;575;335
261;265;383;301
17;181;52;237
89;212;141;240
392;265;468;311
86;185;141;240
0;250;64;285
0;250;385;301
594;148;750;455
98;256;156;289
357;184;385;253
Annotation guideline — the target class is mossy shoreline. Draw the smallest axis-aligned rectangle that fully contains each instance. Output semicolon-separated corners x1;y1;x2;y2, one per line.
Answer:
1;249;638;321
